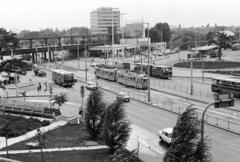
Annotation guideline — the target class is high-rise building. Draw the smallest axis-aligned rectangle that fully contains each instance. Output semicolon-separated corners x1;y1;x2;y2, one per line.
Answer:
90;7;120;35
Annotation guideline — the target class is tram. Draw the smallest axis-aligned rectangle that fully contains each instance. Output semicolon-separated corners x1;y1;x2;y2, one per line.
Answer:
211;76;240;97
95;64;117;81
95;65;148;89
134;63;172;79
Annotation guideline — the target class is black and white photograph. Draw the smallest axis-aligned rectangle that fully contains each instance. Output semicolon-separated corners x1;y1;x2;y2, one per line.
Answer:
0;0;239;161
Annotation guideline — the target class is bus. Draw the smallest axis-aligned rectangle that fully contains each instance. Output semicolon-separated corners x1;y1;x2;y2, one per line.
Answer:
211;76;240;97
52;69;76;87
134;63;172;79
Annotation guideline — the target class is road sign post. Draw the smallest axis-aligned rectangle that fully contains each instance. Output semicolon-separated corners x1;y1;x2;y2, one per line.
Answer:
80;85;85;116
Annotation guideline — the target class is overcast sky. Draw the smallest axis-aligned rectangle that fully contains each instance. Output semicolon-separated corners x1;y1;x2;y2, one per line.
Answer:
1;0;239;32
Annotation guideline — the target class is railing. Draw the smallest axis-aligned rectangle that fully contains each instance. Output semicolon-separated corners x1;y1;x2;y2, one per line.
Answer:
98;82;240;135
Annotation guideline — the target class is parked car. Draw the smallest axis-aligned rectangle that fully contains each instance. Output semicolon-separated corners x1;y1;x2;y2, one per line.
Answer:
158;128;173;144
117;92;130;102
86;81;99;90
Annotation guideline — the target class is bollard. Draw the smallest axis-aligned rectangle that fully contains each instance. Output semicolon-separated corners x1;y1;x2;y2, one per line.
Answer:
216;117;218;126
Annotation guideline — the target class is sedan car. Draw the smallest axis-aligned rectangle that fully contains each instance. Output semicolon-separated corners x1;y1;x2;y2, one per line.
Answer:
86;81;99;90
158;127;173;144
117;92;130;102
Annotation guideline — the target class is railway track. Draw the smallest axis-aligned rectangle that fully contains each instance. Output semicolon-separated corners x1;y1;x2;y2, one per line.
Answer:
42;63;240;120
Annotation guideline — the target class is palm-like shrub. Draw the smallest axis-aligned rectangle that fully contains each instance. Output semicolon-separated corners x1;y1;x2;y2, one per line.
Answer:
52;93;68;110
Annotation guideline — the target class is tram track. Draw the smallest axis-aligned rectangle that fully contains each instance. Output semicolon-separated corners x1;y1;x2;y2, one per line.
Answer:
43;63;240;120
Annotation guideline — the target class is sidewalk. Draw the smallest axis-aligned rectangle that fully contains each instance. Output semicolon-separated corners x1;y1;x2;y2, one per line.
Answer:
0;121;67;149
126;124;164;162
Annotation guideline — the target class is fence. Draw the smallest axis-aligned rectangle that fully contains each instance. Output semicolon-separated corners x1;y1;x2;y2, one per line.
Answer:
151;78;212;99
99;82;240;135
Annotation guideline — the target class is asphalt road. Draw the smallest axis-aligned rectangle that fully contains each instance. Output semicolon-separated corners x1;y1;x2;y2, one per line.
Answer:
11;66;240;162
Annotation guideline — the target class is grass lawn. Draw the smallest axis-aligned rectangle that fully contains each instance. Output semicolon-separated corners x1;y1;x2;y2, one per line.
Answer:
174;61;240;69
0;114;49;138
5;149;109;162
2;123;105;151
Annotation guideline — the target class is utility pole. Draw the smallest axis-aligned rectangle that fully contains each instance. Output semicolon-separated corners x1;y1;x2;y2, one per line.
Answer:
147;23;150;102
85;44;87;81
77;38;80;68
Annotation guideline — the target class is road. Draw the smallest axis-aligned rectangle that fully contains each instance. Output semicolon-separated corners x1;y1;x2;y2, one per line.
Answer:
7;65;240;162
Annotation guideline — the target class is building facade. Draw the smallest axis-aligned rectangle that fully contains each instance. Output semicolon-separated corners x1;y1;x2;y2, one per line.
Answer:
90;7;121;35
124;22;144;38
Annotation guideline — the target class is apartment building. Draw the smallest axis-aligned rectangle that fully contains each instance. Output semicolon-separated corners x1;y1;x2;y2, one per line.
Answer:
90;7;120;35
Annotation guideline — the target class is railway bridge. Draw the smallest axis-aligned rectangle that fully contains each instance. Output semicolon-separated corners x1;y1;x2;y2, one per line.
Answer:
0;34;121;63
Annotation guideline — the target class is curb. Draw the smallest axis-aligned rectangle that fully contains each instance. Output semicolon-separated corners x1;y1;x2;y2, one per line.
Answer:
6;83;35;90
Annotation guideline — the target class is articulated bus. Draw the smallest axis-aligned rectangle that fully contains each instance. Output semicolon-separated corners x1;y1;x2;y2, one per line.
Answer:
211;76;240;97
134;63;172;79
52;69;76;87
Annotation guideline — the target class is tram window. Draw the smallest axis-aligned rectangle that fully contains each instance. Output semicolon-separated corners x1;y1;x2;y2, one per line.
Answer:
212;79;217;84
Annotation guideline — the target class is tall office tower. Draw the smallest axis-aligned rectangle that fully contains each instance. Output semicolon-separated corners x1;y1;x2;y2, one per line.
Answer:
90;7;120;35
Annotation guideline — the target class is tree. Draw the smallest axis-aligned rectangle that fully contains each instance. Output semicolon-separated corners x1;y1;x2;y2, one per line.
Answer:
109;148;143;162
104;100;131;153
0;28;19;51
52;93;68;110
85;89;106;139
163;107;211;162
149;23;171;43
207;29;234;60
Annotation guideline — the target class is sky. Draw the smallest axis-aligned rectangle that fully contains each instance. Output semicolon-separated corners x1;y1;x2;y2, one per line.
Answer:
1;0;240;32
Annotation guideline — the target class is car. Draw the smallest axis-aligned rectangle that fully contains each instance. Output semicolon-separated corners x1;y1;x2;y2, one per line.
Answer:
158;128;173;144
34;68;46;77
117;92;130;102
86;81;99;90
90;62;98;67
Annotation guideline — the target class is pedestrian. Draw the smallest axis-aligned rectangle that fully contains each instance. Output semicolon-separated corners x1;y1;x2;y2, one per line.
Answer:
39;83;42;91
44;82;48;92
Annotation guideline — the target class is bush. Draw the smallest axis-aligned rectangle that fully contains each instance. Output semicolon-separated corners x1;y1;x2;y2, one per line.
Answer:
0;115;50;138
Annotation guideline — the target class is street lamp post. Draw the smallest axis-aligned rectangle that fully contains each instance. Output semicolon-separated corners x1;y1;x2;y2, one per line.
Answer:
143;22;151;102
200;93;234;162
37;128;45;162
121;13;126;38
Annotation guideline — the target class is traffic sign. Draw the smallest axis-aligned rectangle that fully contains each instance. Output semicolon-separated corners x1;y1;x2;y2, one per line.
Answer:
80;85;85;98
213;93;234;108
